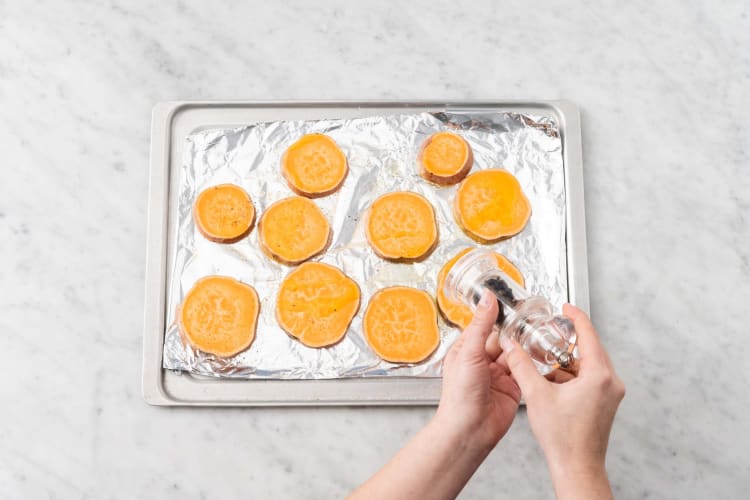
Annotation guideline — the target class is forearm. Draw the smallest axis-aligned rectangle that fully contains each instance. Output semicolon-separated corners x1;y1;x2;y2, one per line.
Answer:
349;415;491;500
548;460;614;500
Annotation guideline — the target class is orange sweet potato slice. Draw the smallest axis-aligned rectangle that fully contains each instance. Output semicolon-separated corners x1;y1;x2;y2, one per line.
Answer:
365;192;438;261
179;276;259;357
281;134;348;198
453;169;531;242
276;262;360;348
436;248;525;328
418;131;473;185
363;286;440;363
258;196;331;265
193;184;255;243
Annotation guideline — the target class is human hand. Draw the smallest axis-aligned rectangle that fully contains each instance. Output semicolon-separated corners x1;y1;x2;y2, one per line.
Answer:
500;304;625;499
435;290;522;451
351;294;520;500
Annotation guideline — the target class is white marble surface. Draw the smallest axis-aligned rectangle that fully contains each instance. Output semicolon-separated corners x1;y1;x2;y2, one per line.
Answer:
1;0;748;498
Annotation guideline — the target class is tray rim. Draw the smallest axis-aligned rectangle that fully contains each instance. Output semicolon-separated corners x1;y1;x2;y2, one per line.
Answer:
142;100;588;407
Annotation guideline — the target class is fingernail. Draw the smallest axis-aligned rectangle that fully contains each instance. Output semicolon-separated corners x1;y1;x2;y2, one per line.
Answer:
479;290;493;309
500;336;514;353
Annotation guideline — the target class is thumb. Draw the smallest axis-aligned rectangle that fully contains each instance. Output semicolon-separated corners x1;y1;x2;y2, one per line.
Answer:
500;337;546;399
460;290;498;362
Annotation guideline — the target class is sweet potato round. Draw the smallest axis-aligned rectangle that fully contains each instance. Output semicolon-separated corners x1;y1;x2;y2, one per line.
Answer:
281;133;348;198
258;196;331;266
276;262;360;348
179;276;259;357
365;191;438;261
453;169;531;242
436;247;525;328
418;131;473;185
363;286;440;364
193;184;255;243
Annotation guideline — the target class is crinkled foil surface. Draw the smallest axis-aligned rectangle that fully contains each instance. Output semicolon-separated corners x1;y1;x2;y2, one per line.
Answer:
163;111;567;379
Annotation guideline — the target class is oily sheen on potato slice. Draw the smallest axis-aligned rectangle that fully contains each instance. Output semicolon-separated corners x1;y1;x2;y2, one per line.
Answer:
418;131;473;185
276;262;360;348
193;184;255;243
179;276;259;357
259;196;331;265
365;191;438;261
363;286;440;363
436;247;525;329
281;133;348;198
453;169;531;242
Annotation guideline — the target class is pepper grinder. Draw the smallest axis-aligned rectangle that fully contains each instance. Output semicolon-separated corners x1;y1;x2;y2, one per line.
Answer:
444;248;577;375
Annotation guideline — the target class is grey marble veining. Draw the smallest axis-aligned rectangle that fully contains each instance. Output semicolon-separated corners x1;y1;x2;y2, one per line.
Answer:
0;0;748;498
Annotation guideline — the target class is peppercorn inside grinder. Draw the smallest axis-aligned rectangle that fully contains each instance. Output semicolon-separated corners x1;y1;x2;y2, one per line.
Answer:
444;249;577;375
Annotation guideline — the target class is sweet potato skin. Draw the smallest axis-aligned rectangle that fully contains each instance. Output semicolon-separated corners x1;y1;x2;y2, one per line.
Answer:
258;196;331;266
285;177;347;199
363;286;440;364
283;167;348;199
417;132;473;186
281;134;348;198
364;192;439;262
196;220;254;244
275;262;361;348
193;184;256;244
259;227;332;266
453;169;531;243
178;276;260;357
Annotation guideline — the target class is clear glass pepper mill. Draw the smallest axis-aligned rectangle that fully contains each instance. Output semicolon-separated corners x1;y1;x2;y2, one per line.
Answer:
444;248;577;375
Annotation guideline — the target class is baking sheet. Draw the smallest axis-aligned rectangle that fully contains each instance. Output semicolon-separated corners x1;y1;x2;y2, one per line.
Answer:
162;110;566;379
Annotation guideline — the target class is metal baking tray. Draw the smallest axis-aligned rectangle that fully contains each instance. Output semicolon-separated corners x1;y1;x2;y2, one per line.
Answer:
142;101;587;406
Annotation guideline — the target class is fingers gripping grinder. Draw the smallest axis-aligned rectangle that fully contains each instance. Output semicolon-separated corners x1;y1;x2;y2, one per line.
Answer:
444;249;578;375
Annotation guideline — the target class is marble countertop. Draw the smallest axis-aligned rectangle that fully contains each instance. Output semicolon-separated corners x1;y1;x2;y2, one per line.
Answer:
1;1;748;498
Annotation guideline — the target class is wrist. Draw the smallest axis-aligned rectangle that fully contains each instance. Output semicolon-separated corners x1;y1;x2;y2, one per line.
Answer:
431;411;495;456
547;457;611;500
547;452;606;478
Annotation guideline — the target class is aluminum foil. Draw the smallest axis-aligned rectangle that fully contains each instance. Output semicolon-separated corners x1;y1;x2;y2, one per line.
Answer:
163;110;567;379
